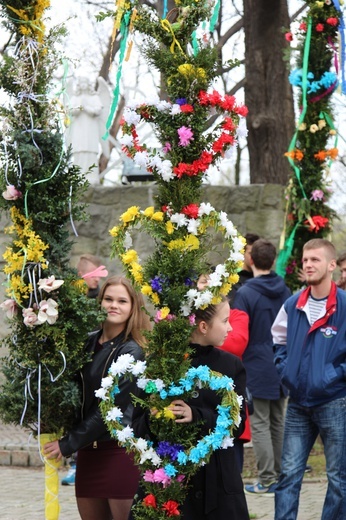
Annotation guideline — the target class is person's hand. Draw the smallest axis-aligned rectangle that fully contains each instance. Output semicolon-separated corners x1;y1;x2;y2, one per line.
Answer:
168;400;192;423
297;269;306;284
43;440;62;461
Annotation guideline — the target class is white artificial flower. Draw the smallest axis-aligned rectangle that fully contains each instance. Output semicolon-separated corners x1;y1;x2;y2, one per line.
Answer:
109;354;135;376
170;104;181;115
100;376;113;389
157;100;171;111
180;303;192;316
229;251;244;263
214;264;228;277
170;213;188;228
236;118;248;140
225;221;237;238
135;437;150;452
221;436;234;449
187;218;200;235
146;95;160;106
127;99;140;109
208;272;222;287
123;108;141;125
233;236;246;253
219;211;229;228
137;377;149;389
185;288;199;301
117;425;134;442
133;151;149;168
131;360;147;376
37;276;64;293
198;202;214;216
158;160;174;181
37;299;58;325
123;231;133;250
153;378;165;391
23;307;39;328
194;290;213;308
106;407;123;421
94;387;109;400
119;134;133;146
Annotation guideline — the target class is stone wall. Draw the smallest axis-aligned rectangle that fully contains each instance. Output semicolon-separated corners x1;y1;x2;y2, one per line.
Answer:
0;183;285;345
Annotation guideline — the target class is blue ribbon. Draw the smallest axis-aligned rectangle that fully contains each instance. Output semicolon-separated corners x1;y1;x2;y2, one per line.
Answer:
333;0;346;94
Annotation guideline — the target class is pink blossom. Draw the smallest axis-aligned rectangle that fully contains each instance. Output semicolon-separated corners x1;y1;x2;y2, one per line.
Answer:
143;470;155;483
310;189;324;201
23;308;40;328
163;142;172;153
176;475;185;482
37;299;58;325
285;32;293;42
189;314;196;325
2;185;22;201
38;276;64;293
153;468;171;487
0;299;18;319
177;126;194;146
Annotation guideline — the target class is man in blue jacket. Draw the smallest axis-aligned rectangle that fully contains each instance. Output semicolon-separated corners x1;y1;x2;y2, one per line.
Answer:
233;239;291;494
272;238;346;520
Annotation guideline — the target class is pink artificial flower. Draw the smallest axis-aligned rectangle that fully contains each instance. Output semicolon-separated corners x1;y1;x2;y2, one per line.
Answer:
38;275;64;293
23;308;39;328
0;299;18;319
153;468;171;487
143;470;155;483
176;474;185;482
37;299;58;325
326;17;339;27
189;314;196;326
285;32;293;42
2;185;22;201
310;189;324;201
163;142;172;153
316;23;324;32
299;22;307;31
177;126;194;146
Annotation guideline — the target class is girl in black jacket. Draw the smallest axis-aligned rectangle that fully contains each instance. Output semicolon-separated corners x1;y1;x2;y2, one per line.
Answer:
132;297;250;520
43;275;151;520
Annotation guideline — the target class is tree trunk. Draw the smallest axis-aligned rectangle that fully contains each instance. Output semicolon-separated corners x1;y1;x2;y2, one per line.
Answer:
243;0;295;185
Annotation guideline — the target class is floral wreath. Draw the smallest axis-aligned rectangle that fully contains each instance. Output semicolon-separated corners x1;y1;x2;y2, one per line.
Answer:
119;90;248;182
97;353;242;511
110;202;245;315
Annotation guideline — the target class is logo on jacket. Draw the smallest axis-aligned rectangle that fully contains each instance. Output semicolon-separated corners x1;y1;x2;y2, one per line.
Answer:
320;326;337;338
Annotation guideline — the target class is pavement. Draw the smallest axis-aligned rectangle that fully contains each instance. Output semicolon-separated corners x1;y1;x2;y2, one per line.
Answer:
0;421;328;519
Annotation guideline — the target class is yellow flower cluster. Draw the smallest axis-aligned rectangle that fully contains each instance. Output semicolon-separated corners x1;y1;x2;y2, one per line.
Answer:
8;0;50;42
166;234;200;251
120;206;140;223
3;207;49;303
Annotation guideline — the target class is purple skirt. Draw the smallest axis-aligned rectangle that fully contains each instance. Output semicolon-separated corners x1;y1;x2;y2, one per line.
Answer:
75;440;140;499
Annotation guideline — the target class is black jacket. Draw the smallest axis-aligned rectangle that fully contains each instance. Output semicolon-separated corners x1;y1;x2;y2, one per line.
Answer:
132;345;250;520
59;330;144;457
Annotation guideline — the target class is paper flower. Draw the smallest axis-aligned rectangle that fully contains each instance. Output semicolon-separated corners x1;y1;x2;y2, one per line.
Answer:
0;299;18;318
305;215;329;232
23;307;40;328
310;190;324;201
2;185;22;200
37;299;58;325
37;276;64;293
177;126;194;146
143;494;157;508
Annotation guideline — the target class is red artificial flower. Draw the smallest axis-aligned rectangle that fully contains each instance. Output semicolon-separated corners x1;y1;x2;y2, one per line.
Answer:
285;32;293;41
235;104;249;117
212;133;235;153
180;104;194;113
299;22;307;31
326;17;339;27
182;203;199;219
198;90;209;105
316;23;324;32
221;94;236;111
143;494;157;508
208;90;222;106
304;215;329;233
162;500;180;516
222;117;236;132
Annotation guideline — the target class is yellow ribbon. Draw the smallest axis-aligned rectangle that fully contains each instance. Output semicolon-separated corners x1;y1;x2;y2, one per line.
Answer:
39;433;62;520
160;19;184;55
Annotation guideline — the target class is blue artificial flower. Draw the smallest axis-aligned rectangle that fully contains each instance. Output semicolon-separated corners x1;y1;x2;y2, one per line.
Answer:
150;275;167;293
177;451;188;465
184;277;193;286
176;98;187;106
164;463;178;477
167;384;184;396
320;71;337;89
159;389;168;399
111;386;120;397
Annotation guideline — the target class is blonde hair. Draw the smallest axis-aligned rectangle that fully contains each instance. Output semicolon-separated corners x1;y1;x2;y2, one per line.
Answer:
303;239;336;261
98;276;151;346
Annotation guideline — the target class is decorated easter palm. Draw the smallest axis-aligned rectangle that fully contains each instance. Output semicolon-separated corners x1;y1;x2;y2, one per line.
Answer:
96;1;248;518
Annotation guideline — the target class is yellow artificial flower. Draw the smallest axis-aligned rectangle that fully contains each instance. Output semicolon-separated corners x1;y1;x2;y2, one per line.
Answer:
155;407;176;420
152;211;164;222
160;307;170;319
121;249;138;265
211;295;222;305
166;221;175;235
151;293;160;305
143;206;154;217
167;238;184;251
130;262;143;283
72;279;88;293
109;226;120;237
318;119;326;129
298;122;307;131
219;283;231;295
184;234;200;250
120;206;140;223
310;124;319;133
141;284;153;296
228;273;240;285
178;63;206;81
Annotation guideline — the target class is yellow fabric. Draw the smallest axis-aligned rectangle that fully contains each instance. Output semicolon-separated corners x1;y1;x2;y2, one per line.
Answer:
39;433;62;520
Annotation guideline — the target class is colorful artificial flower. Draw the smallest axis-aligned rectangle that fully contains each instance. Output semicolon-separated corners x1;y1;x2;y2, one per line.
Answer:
162;500;180;516
0;299;18;319
181;204;199;219
37;299;58;325
285;32;293;41
304;215;329;232
310;124;319;133
2;185;22;200
37;276;64;293
310;190;324;201
316;23;324;32
326;17;339;26
143;494;157;508
120;206;140;223
177;126;194;146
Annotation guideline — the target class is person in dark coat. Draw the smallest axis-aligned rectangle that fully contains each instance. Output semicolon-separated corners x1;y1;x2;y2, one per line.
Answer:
233;239;291;495
131;297;250;520
43;275;151;520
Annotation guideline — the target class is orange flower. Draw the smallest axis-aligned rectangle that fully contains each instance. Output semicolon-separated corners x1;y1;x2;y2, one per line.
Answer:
327;148;338;160
314;150;327;161
284;151;295;159
295;150;304;161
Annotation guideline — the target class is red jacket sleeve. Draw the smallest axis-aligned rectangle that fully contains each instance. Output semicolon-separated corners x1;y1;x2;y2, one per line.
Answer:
220;309;249;358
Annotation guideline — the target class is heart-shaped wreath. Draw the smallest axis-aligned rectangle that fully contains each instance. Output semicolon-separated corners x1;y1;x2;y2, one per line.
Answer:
97;353;242;517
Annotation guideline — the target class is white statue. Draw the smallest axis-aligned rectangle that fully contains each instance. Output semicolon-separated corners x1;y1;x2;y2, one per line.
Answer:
65;76;112;185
